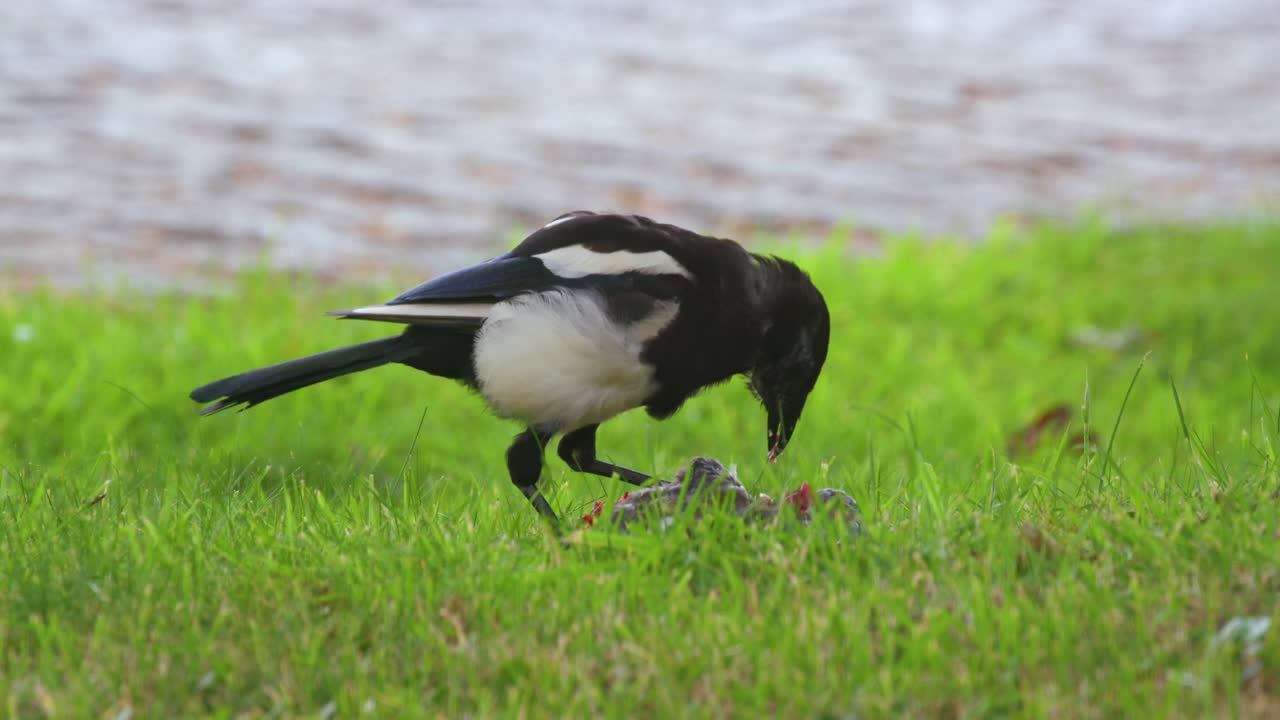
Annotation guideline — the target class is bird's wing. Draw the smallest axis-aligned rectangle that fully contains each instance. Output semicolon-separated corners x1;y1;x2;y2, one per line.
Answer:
332;212;702;328
508;212;700;281
329;255;557;327
387;255;560;304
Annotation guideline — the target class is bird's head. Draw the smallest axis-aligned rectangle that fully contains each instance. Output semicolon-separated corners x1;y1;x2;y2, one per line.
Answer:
748;259;830;462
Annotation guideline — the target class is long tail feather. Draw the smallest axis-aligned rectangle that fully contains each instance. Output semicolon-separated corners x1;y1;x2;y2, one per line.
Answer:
190;335;416;414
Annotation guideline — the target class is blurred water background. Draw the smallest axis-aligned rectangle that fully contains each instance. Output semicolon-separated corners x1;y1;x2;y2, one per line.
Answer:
2;0;1278;288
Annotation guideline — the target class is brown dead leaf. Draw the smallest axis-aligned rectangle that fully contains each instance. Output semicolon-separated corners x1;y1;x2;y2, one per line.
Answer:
1008;404;1074;456
1021;523;1061;557
1018;523;1063;572
438;598;469;648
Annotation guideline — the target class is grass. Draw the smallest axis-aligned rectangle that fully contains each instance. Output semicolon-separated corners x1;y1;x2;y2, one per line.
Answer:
2;218;1279;718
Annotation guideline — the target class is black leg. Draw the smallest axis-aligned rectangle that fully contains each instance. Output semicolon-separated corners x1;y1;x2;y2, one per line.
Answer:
557;425;651;487
506;428;561;529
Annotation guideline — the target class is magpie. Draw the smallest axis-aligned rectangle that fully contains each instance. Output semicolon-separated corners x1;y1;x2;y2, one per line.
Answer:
190;211;830;527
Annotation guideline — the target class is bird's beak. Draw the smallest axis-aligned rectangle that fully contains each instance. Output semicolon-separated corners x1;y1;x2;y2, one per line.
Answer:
765;394;806;463
766;415;789;463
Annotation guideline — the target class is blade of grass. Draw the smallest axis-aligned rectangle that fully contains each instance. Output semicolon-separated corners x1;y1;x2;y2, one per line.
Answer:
1097;352;1149;492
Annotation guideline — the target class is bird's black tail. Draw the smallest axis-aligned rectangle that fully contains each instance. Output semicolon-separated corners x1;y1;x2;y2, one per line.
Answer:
190;335;417;415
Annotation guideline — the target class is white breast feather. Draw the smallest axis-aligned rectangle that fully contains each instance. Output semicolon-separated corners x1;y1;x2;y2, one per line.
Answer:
473;290;678;431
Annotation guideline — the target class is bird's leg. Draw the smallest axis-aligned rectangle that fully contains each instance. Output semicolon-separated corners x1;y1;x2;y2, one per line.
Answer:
557;425;651;487
506;428;561;529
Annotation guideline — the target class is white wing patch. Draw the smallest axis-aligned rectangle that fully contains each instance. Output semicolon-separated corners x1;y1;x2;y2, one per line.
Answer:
533;245;693;280
540;214;583;230
342;303;492;321
473;290;678;431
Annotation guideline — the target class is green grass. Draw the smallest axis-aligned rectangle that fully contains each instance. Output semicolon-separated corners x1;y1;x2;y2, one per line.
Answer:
3;219;1280;718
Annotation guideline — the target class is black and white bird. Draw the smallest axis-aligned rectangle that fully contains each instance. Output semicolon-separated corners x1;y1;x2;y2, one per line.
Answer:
190;211;830;527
